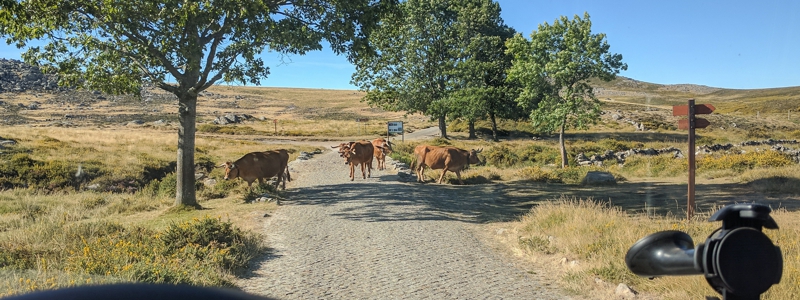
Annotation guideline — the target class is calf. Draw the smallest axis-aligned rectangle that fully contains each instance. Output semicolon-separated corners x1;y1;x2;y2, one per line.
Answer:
371;138;393;170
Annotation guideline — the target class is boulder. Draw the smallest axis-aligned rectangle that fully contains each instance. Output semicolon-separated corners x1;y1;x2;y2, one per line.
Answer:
581;171;617;186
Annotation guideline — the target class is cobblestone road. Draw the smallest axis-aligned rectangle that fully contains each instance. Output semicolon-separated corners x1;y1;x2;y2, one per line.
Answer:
236;147;571;299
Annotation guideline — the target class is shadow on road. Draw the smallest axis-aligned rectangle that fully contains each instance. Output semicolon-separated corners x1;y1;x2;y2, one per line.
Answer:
284;174;800;224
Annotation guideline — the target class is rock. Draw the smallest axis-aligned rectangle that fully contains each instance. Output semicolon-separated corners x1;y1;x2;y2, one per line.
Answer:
615;283;637;299
195;173;206;180
86;183;101;191
203;178;217;188
581;171;617;186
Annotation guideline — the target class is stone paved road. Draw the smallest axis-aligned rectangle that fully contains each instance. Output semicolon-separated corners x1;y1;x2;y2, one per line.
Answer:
236;147;571;299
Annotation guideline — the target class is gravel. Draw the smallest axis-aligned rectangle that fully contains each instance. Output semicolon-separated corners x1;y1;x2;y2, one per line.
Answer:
236;147;572;299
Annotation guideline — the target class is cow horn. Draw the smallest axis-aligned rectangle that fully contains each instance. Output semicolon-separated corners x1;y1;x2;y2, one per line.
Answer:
216;163;227;168
331;145;340;148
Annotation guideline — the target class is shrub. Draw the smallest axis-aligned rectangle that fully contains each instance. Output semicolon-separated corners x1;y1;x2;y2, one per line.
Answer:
160;217;263;271
519;144;560;166
483;145;520;167
516;166;562;183
698;151;793;172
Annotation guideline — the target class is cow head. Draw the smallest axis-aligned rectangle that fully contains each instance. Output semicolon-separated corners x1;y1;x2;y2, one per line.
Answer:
332;142;355;164
469;148;484;166
220;162;238;180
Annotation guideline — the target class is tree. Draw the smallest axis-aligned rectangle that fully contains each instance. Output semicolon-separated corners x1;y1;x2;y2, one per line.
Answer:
0;0;396;208
351;0;508;139
448;29;522;141
506;12;626;167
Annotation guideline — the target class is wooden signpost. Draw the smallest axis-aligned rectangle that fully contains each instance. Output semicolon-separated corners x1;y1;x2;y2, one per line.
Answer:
673;99;715;220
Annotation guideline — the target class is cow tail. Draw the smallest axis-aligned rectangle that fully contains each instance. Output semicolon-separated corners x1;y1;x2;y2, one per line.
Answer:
285;165;292;182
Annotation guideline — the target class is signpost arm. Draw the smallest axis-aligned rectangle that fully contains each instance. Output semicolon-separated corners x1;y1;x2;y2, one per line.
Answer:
687;99;696;220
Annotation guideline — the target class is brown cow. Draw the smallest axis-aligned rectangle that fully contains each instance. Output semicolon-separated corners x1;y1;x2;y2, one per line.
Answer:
331;140;374;180
371;138;393;170
266;149;292;183
220;149;290;189
415;145;483;184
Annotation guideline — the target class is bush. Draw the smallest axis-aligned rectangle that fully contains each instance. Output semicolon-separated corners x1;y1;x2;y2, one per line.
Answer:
483;145;520;168
516;166;562;183
160;217;262;271
0;154;89;191
699;151;793;172
519;144;560;166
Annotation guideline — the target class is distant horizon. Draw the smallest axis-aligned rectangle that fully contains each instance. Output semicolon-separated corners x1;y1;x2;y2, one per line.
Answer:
0;56;795;92
1;1;798;90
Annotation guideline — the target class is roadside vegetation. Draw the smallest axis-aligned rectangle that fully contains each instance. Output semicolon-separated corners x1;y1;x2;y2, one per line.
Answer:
2;91;800;298
385;114;800;299
0;127;321;296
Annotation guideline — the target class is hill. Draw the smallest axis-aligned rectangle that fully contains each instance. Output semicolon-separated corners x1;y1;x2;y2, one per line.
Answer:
1;58;799;137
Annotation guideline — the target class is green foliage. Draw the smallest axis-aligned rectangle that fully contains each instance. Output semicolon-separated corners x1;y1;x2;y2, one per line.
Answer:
483;145;521;167
520;145;561;165
0;153;99;191
506;12;627;167
1;0;396;207
352;0;513;138
516;166;562;183
0;244;39;270
698;151;794;172
160;217;260;271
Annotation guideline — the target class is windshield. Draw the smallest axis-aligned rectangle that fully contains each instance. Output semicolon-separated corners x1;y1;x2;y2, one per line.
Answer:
0;1;796;299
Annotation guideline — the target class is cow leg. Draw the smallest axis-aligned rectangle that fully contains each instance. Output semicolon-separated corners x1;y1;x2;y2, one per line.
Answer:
455;170;464;185
277;172;285;190
437;169;448;184
361;163;367;179
416;164;425;183
350;163;355;181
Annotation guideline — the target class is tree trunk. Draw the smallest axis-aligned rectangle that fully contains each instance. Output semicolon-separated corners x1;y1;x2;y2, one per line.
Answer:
438;115;448;139
468;120;477;139
175;93;200;208
559;122;567;168
490;112;498;142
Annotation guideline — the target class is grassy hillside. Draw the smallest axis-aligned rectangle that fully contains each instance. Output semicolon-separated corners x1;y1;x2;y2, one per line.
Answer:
2;78;799;299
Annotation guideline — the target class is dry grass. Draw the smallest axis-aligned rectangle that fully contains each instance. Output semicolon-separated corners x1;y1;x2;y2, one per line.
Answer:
505;198;799;299
4;81;800;298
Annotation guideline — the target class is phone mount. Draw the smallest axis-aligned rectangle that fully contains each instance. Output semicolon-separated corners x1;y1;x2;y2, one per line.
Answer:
625;203;782;300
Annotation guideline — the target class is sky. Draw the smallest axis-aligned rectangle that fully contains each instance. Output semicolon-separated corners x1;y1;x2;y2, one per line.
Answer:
1;0;798;90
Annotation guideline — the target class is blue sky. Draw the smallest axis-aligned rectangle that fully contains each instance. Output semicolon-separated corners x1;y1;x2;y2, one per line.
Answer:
1;0;798;90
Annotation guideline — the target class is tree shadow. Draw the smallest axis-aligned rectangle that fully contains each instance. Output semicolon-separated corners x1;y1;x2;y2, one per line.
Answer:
283;173;800;224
